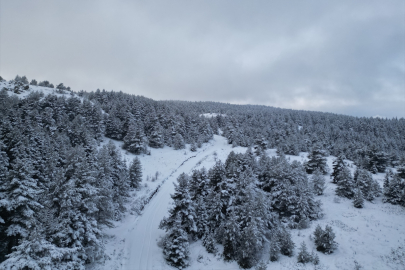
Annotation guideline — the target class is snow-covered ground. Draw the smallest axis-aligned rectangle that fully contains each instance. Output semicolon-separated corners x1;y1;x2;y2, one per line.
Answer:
200;113;226;118
0;80;73;99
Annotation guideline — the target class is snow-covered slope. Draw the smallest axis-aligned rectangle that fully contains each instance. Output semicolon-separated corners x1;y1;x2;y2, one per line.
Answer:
0;80;74;99
3;79;403;270
92;137;405;270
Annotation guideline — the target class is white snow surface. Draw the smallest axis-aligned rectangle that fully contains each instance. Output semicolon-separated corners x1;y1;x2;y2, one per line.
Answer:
0;80;74;99
90;137;405;270
200;113;226;118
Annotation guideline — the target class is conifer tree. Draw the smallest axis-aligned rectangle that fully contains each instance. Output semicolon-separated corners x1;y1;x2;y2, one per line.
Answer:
163;214;190;270
331;154;346;183
221;210;239;261
353;188;364;208
173;133;186;150
355;168;380;201
159;173;197;235
123;119;148;154
278;227;295;257
129;157;142;188
297;242;312;264
311;169;326;195
313;225;337;254
149;121;164;148
306;147;329;175
202;230;217;254
269;235;280;261
335;167;355;199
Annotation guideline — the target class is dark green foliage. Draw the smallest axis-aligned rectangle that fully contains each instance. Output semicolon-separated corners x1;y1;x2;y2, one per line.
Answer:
331;155;346;183
383;173;405;207
306;148;329;175
202;231;217;254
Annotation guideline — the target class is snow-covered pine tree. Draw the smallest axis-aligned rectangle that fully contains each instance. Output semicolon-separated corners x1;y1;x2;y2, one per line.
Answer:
189;140;197;152
163;214;190;270
1;153;43;256
353;188;364;208
237;216;262;269
297;241;312;264
129;157;142;188
305;147;329;175
383;169;394;195
149;121;164;148
269;233;280;261
105;110;124;140
335;166;355;199
159;173;197;236
123;119;148;154
331;154;346;183
202;229;217;254
278;227;295;257
311;169;326;195
383;174;405;206
105;142;130;219
50;146;104;267
355;168;380;201
314;225;337;254
221;210;240;261
173;133;186;150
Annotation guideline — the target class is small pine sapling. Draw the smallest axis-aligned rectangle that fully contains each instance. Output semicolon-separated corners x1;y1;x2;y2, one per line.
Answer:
311;251;320;265
297;242;312;264
255;260;268;270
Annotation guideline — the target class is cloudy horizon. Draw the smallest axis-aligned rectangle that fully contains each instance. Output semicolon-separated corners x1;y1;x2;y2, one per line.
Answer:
1;0;404;118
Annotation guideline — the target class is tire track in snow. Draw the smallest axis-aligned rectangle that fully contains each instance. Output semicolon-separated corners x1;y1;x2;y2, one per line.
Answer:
124;138;221;270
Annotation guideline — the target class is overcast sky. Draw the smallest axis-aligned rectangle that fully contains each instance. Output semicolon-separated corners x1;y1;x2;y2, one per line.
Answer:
1;0;404;118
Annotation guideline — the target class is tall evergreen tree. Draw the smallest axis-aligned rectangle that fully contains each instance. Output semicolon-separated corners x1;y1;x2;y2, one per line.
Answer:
331;154;346;183
159;173;197;235
311;169;326;195
305;147;329;175
162;214;190;270
335;167;355;199
129;157;142;189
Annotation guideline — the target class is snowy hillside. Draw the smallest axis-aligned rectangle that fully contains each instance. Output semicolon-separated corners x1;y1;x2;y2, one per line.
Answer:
89;136;405;270
0;77;404;270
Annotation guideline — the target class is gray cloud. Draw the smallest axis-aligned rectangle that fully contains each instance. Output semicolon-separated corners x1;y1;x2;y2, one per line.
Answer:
1;0;404;117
